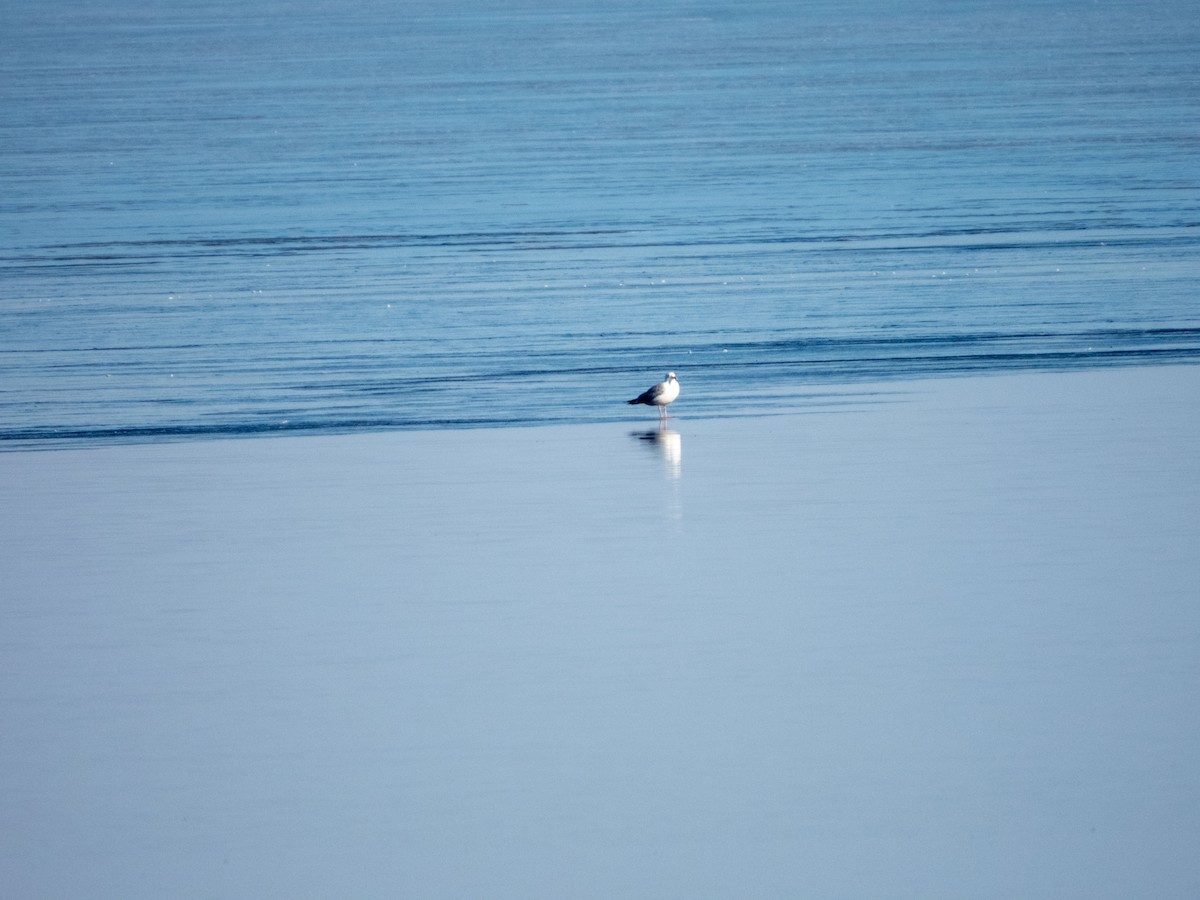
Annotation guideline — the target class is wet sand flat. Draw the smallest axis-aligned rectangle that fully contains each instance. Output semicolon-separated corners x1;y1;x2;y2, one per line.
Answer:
2;365;1199;898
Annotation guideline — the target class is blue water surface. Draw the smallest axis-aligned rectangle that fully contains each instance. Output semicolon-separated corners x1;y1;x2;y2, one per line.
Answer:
2;0;1198;446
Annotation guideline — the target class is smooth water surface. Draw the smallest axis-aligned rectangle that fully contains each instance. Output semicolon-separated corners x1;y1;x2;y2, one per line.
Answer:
2;0;1198;446
2;366;1199;898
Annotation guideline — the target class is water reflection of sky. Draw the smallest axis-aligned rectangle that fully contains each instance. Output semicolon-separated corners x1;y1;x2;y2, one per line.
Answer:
2;367;1199;897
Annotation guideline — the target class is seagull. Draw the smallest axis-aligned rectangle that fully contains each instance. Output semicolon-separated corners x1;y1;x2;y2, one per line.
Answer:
628;372;679;419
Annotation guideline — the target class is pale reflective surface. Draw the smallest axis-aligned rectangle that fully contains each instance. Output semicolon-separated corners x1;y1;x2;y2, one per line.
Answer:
2;367;1198;898
632;425;682;480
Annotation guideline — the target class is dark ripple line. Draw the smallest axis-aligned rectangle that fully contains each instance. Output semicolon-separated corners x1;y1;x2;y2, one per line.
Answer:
5;325;1198;358
5;346;1198;446
7;222;1195;265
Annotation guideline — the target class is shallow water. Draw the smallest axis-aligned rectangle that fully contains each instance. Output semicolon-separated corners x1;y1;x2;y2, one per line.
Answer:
2;0;1198;446
2;366;1198;898
5;4;1200;893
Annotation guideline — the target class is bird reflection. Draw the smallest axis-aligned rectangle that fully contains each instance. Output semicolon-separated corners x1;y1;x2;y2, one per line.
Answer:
631;424;682;479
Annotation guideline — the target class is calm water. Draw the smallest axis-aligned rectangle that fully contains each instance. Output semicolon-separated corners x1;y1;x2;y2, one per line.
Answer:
2;0;1198;446
3;367;1200;898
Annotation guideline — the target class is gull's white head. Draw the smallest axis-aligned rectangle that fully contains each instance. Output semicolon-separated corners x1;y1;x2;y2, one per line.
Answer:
666;372;677;381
